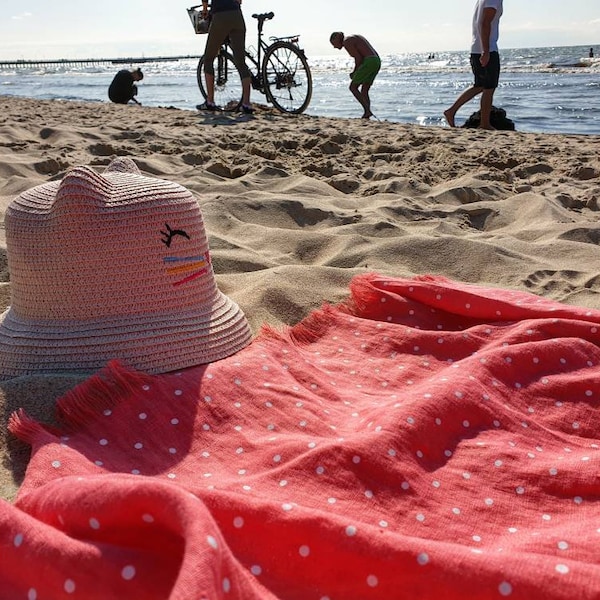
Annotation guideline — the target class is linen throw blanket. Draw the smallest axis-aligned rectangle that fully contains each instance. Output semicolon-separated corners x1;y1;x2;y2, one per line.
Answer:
2;273;600;599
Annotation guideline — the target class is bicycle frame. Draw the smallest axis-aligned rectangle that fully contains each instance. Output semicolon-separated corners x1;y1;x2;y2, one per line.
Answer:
247;14;269;91
190;4;312;114
241;14;302;93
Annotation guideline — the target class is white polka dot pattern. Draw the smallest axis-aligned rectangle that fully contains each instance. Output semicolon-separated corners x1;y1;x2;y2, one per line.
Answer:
4;274;600;598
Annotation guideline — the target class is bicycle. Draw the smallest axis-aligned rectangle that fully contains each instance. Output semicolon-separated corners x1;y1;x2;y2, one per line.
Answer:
187;5;312;114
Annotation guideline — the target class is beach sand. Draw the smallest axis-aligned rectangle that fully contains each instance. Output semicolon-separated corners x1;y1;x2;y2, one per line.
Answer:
1;95;599;502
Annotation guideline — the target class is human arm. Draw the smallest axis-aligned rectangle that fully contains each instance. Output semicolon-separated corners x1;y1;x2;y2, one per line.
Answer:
479;7;496;67
344;35;378;72
343;36;366;74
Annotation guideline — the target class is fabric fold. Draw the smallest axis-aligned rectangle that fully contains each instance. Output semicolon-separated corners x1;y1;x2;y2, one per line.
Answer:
2;274;600;599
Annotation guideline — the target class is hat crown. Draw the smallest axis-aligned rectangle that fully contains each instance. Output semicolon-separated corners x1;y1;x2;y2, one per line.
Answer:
54;166;111;213
53;159;141;213
0;159;251;378
6;159;214;320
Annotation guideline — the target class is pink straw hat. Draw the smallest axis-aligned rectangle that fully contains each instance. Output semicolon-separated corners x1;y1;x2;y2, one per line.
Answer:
0;158;252;379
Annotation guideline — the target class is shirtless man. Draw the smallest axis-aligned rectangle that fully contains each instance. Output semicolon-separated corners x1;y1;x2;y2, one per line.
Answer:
444;0;503;130
330;31;381;119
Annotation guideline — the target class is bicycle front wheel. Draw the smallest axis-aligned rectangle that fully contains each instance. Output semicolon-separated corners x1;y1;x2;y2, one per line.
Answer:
197;51;243;111
261;42;312;114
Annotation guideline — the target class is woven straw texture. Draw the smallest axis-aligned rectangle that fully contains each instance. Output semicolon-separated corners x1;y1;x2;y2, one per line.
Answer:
0;157;251;379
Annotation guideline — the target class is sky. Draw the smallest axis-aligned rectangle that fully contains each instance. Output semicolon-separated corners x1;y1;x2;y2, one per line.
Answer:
0;1;598;60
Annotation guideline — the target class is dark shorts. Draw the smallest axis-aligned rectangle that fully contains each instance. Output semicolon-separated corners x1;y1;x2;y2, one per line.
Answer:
470;51;500;89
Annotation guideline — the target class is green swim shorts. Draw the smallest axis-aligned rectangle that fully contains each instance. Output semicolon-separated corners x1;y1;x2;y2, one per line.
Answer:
352;56;381;85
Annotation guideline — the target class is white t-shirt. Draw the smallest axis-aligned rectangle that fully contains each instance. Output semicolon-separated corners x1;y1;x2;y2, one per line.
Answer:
471;0;503;54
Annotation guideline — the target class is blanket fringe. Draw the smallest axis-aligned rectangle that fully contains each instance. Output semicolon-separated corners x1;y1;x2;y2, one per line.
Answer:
56;360;150;431
8;408;50;444
259;273;386;346
344;272;384;317
259;305;342;347
287;305;341;345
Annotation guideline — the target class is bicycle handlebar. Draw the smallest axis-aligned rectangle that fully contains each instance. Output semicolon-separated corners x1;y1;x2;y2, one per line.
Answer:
188;5;274;18
188;5;274;20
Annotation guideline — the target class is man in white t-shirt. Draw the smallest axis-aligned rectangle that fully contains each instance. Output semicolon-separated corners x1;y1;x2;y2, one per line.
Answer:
444;0;503;129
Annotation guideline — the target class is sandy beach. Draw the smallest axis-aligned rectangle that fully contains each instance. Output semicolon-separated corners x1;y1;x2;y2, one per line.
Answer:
1;95;600;502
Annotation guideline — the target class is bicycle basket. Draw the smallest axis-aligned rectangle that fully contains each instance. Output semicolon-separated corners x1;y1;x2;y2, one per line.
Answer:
187;7;210;34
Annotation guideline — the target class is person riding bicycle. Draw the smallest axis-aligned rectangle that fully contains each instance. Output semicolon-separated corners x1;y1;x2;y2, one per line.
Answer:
199;0;253;113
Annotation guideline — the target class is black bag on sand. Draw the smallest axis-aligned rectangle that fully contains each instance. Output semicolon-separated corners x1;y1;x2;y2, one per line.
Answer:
462;106;516;130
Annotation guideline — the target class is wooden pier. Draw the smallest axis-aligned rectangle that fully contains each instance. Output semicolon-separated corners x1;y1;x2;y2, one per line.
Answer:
0;55;201;70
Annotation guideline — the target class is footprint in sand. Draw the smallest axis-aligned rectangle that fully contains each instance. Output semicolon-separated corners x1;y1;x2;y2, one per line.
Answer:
205;161;246;179
182;153;207;166
281;200;360;227
39;128;55;140
570;166;599;181
557;227;600;245
34;158;66;176
88;143;120;157
524;269;580;294
328;177;360;194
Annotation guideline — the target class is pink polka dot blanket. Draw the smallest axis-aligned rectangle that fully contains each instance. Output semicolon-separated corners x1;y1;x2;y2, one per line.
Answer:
2;273;600;599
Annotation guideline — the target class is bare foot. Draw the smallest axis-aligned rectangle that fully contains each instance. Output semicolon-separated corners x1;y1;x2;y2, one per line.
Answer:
443;109;455;127
362;111;373;119
478;124;497;131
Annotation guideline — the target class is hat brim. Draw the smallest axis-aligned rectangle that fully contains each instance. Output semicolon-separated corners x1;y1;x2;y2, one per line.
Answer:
0;289;251;379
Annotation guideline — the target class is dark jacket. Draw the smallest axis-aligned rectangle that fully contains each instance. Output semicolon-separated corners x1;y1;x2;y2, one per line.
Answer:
108;70;136;104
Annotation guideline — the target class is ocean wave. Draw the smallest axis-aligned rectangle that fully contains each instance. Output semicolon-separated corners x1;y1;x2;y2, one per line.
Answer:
1;44;598;135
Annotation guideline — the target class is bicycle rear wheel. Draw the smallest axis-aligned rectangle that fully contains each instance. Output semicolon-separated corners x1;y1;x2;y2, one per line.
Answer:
261;41;312;114
197;51;243;111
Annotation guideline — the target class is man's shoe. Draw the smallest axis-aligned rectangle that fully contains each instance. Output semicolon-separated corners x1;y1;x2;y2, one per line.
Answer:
197;101;221;111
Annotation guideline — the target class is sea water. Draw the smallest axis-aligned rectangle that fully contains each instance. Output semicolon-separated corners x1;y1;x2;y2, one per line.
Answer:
1;45;599;135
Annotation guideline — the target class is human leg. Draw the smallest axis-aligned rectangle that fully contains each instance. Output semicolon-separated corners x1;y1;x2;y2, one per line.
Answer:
351;57;380;118
227;13;252;107
479;89;495;129
349;82;369;116
359;83;373;119
444;86;482;127
478;52;501;129
444;53;487;127
202;13;230;105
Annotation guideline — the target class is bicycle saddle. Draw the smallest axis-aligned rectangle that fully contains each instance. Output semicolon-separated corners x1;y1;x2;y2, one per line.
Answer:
251;12;274;21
